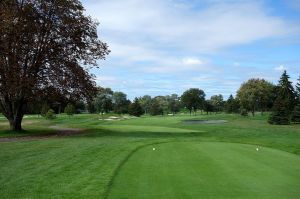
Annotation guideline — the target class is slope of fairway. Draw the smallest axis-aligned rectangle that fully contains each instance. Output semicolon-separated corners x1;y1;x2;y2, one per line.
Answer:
107;142;300;199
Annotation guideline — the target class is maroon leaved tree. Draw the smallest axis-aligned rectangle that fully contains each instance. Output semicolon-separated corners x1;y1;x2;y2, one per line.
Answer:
0;0;110;131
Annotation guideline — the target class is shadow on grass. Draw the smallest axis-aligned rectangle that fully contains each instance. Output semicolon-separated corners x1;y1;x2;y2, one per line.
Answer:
82;128;205;139
0;129;57;138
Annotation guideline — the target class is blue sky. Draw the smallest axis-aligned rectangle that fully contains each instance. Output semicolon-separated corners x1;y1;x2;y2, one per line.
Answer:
82;0;300;100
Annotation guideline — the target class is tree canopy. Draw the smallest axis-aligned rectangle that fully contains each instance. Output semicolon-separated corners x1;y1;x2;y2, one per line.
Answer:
0;0;110;131
237;78;274;116
181;88;205;115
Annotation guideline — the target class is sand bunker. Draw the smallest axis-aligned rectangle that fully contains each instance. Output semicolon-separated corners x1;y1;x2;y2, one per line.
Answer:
183;119;227;124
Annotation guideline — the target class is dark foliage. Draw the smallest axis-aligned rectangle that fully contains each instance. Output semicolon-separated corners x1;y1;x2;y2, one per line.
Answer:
0;0;110;131
128;98;144;117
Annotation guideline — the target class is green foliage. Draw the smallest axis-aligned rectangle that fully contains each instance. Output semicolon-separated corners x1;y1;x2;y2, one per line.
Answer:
295;76;300;102
203;100;214;114
64;103;76;116
225;95;240;113
237;78;275;116
268;98;290;125
113;92;130;114
269;71;296;125
94;87;113;114
291;104;300;124
240;108;248;116
181;88;205;114
45;109;56;120
138;95;152;114
149;99;164;116
277;70;296;113
41;104;50;117
167;95;181;114
128;98;144;117
210;94;224;113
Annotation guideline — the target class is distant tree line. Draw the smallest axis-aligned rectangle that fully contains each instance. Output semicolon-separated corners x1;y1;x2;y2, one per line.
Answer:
5;70;299;125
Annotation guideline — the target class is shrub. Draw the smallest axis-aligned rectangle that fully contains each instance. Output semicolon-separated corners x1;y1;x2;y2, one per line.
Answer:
64;103;76;116
240;108;248;116
41;104;50;117
45;109;56;120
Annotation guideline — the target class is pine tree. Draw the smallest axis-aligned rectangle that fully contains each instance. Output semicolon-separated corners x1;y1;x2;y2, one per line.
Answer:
128;98;144;117
225;94;240;113
268;98;290;125
296;76;300;102
278;70;296;113
268;70;296;125
291;104;300;124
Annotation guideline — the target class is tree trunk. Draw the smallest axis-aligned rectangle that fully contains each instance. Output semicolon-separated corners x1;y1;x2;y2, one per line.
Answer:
0;97;25;132
9;115;23;131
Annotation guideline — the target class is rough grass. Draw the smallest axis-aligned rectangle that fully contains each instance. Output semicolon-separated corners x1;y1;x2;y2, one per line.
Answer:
0;113;299;198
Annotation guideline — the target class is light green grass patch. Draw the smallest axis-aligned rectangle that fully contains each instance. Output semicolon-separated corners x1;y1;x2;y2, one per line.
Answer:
108;142;300;199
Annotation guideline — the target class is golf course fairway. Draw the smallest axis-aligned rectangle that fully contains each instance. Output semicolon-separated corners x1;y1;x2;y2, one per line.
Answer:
107;142;300;199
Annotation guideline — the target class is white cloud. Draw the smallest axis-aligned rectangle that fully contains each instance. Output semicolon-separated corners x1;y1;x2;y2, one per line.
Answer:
82;0;299;99
182;58;204;65
84;0;298;55
274;65;287;71
233;62;240;66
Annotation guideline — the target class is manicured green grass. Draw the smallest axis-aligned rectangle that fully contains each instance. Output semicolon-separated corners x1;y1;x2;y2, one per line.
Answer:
108;142;300;199
0;113;300;198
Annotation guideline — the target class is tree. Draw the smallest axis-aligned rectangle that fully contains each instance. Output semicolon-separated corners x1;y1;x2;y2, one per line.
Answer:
295;76;300;102
149;99;164;116
112;92;130;114
277;71;296;113
41;103;50;117
268;98;290;125
237;79;274;116
128;98;144;117
154;96;169;114
210;94;224;113
94;87;113;114
181;88;205;115
203;100;214;114
138;95;152;114
167;94;181;115
225;95;240;113
291;104;300;124
64;103;76;116
269;71;296;125
0;0;110;131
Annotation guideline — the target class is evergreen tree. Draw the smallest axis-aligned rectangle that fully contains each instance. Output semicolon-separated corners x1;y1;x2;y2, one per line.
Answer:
269;70;296;125
268;98;290;125
291;104;300;124
278;70;296;113
128;98;144;117
225;94;240;113
296;76;300;102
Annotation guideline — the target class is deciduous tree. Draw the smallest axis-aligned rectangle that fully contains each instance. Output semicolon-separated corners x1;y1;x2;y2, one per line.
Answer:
181;88;205;115
0;0;109;131
237;79;274;116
